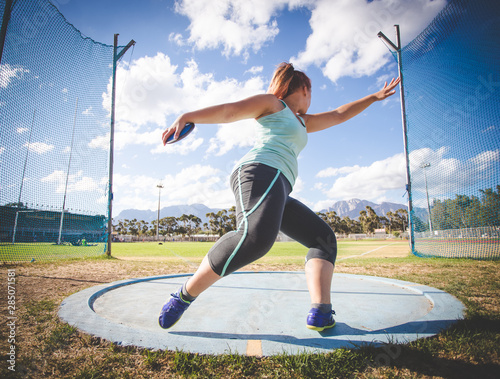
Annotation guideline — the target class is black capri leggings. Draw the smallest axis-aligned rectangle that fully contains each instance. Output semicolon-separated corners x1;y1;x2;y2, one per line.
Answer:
207;163;337;277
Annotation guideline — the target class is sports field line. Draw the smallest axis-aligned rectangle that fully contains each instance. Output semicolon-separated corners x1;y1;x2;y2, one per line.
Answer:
337;242;400;261
162;245;199;267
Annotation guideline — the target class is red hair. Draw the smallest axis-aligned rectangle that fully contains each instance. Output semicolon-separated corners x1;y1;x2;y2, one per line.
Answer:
267;62;311;99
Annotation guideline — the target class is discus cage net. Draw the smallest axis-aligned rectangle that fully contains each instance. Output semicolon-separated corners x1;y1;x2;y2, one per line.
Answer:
0;0;498;262
0;0;114;261
396;0;499;259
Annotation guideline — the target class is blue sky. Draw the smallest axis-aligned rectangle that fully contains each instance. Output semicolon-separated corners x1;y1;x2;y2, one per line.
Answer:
52;0;450;215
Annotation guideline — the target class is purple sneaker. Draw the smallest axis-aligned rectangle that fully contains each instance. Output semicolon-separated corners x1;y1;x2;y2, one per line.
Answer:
306;308;336;331
158;290;192;329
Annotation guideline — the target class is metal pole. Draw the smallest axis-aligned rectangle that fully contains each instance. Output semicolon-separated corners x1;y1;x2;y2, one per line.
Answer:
0;0;13;65
421;163;433;234
156;184;164;240
106;34;135;256
18;110;35;206
12;211;19;244
13;110;35;244
58;97;78;245
378;25;415;253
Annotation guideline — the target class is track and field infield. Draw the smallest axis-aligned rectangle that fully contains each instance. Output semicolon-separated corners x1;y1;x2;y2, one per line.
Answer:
111;240;411;265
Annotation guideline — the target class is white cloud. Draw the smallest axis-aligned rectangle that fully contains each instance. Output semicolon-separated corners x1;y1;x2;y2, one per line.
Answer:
113;164;234;212
0;147;5;155
482;125;496;133
172;1;445;81
16;128;29;134
290;176;305;195
82;106;94;116
24;142;54;154
174;0;294;56
315;147;500;208
316;165;361;178
245;66;264;75
0;64;29;88
151;130;204;156
409;147;500;198
469;150;500;172
99;54;265;155
168;32;186;46
319;153;406;201
89;133;109;150
292;0;447;82
207;119;258;156
41;170;102;194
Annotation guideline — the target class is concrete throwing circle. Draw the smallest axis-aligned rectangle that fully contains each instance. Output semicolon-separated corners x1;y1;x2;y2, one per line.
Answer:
58;272;465;356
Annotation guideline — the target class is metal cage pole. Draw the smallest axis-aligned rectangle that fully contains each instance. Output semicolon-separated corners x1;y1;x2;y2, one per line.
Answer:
106;34;135;256
0;0;13;65
378;25;415;253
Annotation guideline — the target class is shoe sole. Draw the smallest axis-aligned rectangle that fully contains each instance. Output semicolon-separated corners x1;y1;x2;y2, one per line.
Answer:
306;320;336;332
158;318;179;329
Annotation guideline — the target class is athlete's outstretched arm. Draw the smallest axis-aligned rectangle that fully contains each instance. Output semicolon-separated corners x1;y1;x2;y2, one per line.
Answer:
303;77;400;133
162;94;280;145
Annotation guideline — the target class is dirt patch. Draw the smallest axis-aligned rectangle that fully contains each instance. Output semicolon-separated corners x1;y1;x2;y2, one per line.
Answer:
0;258;498;378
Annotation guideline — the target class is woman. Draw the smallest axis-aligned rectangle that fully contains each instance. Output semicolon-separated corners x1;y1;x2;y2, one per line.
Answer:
160;63;400;331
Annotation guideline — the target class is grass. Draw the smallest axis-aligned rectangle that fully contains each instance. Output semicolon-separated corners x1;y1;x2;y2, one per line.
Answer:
0;240;498;378
111;240;410;265
0;239;409;264
0;242;106;262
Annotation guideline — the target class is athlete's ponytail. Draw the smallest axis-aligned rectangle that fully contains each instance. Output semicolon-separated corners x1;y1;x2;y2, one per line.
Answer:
267;62;311;99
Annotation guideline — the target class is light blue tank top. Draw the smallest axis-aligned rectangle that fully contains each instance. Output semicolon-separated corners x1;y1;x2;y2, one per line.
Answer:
234;100;308;188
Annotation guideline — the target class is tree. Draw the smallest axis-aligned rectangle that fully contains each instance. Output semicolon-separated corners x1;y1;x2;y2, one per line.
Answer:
340;216;362;235
136;220;149;237
206;208;235;237
359;206;381;235
385;211;394;234
227;206;237;231
159;216;178;237
480;185;500;226
178;214;201;238
393;209;408;232
113;219;128;235
412;215;427;233
317;211;341;233
128;218;139;237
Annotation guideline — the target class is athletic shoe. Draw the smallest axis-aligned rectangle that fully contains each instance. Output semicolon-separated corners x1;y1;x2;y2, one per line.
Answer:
306;308;336;331
158;290;192;329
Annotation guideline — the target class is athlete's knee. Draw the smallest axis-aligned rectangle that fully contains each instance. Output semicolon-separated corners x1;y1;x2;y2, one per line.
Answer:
305;231;337;265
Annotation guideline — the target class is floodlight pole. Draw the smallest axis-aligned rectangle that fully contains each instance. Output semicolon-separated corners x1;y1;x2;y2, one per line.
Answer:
421;163;433;234
12;110;36;244
58;97;78;245
156;183;164;240
378;25;415;252
106;34;135;256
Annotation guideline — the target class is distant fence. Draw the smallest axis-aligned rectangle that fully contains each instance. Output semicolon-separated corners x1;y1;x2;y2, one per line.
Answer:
415;226;500;240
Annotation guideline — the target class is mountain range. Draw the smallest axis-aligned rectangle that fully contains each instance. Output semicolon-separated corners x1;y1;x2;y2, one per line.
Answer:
322;199;407;219
115;199;428;223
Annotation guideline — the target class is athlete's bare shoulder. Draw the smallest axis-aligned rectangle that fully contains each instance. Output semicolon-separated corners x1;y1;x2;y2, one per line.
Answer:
254;94;285;119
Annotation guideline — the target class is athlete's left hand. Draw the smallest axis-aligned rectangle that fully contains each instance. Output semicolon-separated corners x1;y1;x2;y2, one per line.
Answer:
373;77;400;100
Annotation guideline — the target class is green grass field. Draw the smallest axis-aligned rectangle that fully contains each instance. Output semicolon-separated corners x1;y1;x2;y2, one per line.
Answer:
0;240;410;263
113;239;410;262
0;242;106;262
